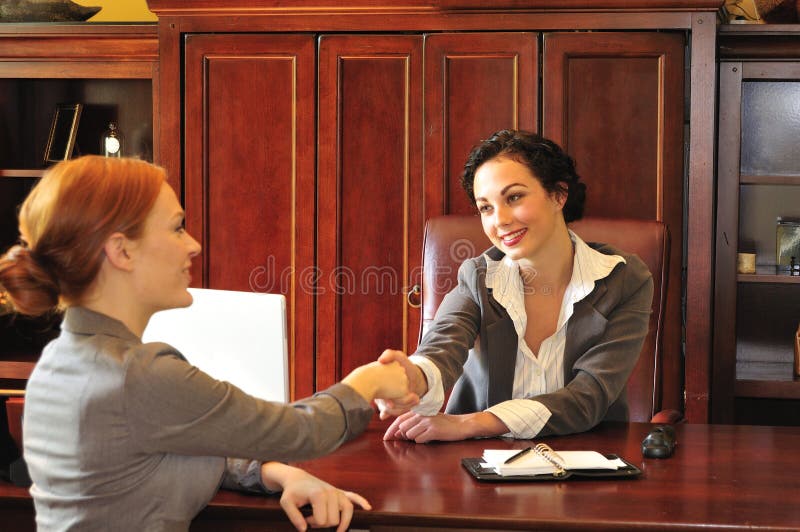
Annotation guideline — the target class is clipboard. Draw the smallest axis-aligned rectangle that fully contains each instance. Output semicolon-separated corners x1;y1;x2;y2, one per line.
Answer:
461;454;642;482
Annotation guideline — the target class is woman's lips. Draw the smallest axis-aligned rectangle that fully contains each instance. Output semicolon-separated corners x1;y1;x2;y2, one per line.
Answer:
500;228;527;247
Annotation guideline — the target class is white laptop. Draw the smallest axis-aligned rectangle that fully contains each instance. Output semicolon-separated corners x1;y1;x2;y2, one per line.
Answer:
142;288;289;403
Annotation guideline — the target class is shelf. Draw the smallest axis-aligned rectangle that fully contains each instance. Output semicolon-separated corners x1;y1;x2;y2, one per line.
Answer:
719;24;800;36
740;174;800;185
0;361;35;381
719;24;800;62
0;24;156;389
736;362;800;399
0;169;43;179
738;273;800;283
736;380;800;399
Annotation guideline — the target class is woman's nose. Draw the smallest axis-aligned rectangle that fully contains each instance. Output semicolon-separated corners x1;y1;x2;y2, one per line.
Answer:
493;205;512;226
187;233;202;257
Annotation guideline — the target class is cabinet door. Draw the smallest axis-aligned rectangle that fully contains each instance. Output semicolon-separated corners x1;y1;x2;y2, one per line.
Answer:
543;32;685;413
184;34;316;398
317;35;423;389
424;32;539;219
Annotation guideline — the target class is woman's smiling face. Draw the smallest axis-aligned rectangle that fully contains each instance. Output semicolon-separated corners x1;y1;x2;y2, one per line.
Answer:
473;157;566;262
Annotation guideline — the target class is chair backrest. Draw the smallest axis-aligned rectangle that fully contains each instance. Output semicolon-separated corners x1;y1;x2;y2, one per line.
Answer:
420;215;669;423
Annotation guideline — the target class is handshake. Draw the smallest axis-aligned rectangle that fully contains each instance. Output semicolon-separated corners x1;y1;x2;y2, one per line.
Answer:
341;349;428;419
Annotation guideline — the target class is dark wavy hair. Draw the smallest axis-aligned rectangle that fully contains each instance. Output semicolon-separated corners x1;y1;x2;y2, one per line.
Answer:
460;130;586;223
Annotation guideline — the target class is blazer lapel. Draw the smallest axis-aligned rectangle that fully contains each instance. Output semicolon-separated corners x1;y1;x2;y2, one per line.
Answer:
486;317;517;406
564;280;609;372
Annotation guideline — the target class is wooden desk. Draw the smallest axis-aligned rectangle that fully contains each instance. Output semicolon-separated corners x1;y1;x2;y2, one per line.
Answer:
196;421;800;530
4;421;800;530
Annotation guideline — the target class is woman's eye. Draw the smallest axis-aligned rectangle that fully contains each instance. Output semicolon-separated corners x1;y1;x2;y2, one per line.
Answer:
508;193;522;202
477;204;492;213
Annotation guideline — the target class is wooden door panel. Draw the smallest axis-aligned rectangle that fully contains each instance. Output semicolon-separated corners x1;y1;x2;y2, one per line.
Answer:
184;34;316;399
543;31;685;413
317;35;423;389
424;32;539;220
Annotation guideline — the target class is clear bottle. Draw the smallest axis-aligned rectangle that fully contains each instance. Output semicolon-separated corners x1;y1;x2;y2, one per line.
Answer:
102;122;123;157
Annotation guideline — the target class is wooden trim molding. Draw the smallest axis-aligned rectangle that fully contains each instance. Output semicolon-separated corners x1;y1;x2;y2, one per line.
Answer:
147;1;722;15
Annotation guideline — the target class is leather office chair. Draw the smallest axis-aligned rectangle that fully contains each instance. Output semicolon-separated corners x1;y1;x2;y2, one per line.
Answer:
419;215;680;424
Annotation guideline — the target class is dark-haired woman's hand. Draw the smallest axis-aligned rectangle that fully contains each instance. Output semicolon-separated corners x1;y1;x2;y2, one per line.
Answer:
374;349;428;419
383;411;508;443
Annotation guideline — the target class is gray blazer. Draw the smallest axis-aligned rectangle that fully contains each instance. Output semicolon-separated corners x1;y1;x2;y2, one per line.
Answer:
23;307;373;532
415;243;653;437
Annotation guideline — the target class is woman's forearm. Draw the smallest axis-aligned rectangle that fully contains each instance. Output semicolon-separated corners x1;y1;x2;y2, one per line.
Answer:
463;411;509;439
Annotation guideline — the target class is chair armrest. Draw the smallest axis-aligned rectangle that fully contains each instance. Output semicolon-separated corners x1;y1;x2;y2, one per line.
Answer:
650;408;685;425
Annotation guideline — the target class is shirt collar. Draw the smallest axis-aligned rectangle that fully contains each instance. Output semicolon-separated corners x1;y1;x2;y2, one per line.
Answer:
567;229;626;301
484;229;625;309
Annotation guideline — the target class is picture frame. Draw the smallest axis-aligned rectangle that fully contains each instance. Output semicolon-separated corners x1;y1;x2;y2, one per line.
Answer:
43;103;83;163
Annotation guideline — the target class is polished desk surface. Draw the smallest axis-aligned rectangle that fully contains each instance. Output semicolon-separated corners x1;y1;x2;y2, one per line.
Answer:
3;421;800;530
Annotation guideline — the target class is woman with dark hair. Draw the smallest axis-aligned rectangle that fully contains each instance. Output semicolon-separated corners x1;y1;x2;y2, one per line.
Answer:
377;130;653;443
0;155;414;532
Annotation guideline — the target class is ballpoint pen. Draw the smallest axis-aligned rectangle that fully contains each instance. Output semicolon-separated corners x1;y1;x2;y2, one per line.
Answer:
504;446;532;464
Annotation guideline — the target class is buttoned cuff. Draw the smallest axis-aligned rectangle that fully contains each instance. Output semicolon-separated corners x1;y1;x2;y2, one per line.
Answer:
409;355;445;415
486;399;552;439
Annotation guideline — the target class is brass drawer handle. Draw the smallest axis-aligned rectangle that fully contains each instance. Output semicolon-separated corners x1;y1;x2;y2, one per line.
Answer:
407;284;421;308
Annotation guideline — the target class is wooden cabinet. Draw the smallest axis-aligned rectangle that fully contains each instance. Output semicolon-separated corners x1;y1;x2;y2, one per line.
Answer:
0;24;157;389
423;32;539;218
177;29;541;397
316;35;424;391
147;1;718;422
183;34;317;397
713;25;800;425
542;31;687;413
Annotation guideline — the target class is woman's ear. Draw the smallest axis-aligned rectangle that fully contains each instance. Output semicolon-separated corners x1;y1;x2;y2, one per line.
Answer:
551;183;568;210
103;232;135;272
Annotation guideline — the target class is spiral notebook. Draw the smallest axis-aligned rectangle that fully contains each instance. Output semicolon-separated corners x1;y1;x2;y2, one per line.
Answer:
462;443;641;481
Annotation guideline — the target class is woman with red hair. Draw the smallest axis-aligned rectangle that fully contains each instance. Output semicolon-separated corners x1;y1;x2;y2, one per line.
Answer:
0;156;414;532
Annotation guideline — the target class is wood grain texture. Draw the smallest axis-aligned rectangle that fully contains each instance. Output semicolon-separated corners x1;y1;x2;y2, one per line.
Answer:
317;35;424;389
147;1;722;14
0;362;35;381
148;1;720;420
712;62;742;424
719;24;800;59
0;24;157;59
156;22;180;193
543;31;686;415
424;32;539;220
683;13;716;423
184;34;316;398
8;420;797;529
192;422;800;528
151;11;695;34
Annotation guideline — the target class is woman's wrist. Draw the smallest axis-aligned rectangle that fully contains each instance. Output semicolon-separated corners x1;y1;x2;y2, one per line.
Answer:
463;411;509;439
260;461;297;492
341;363;379;402
410;363;429;397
